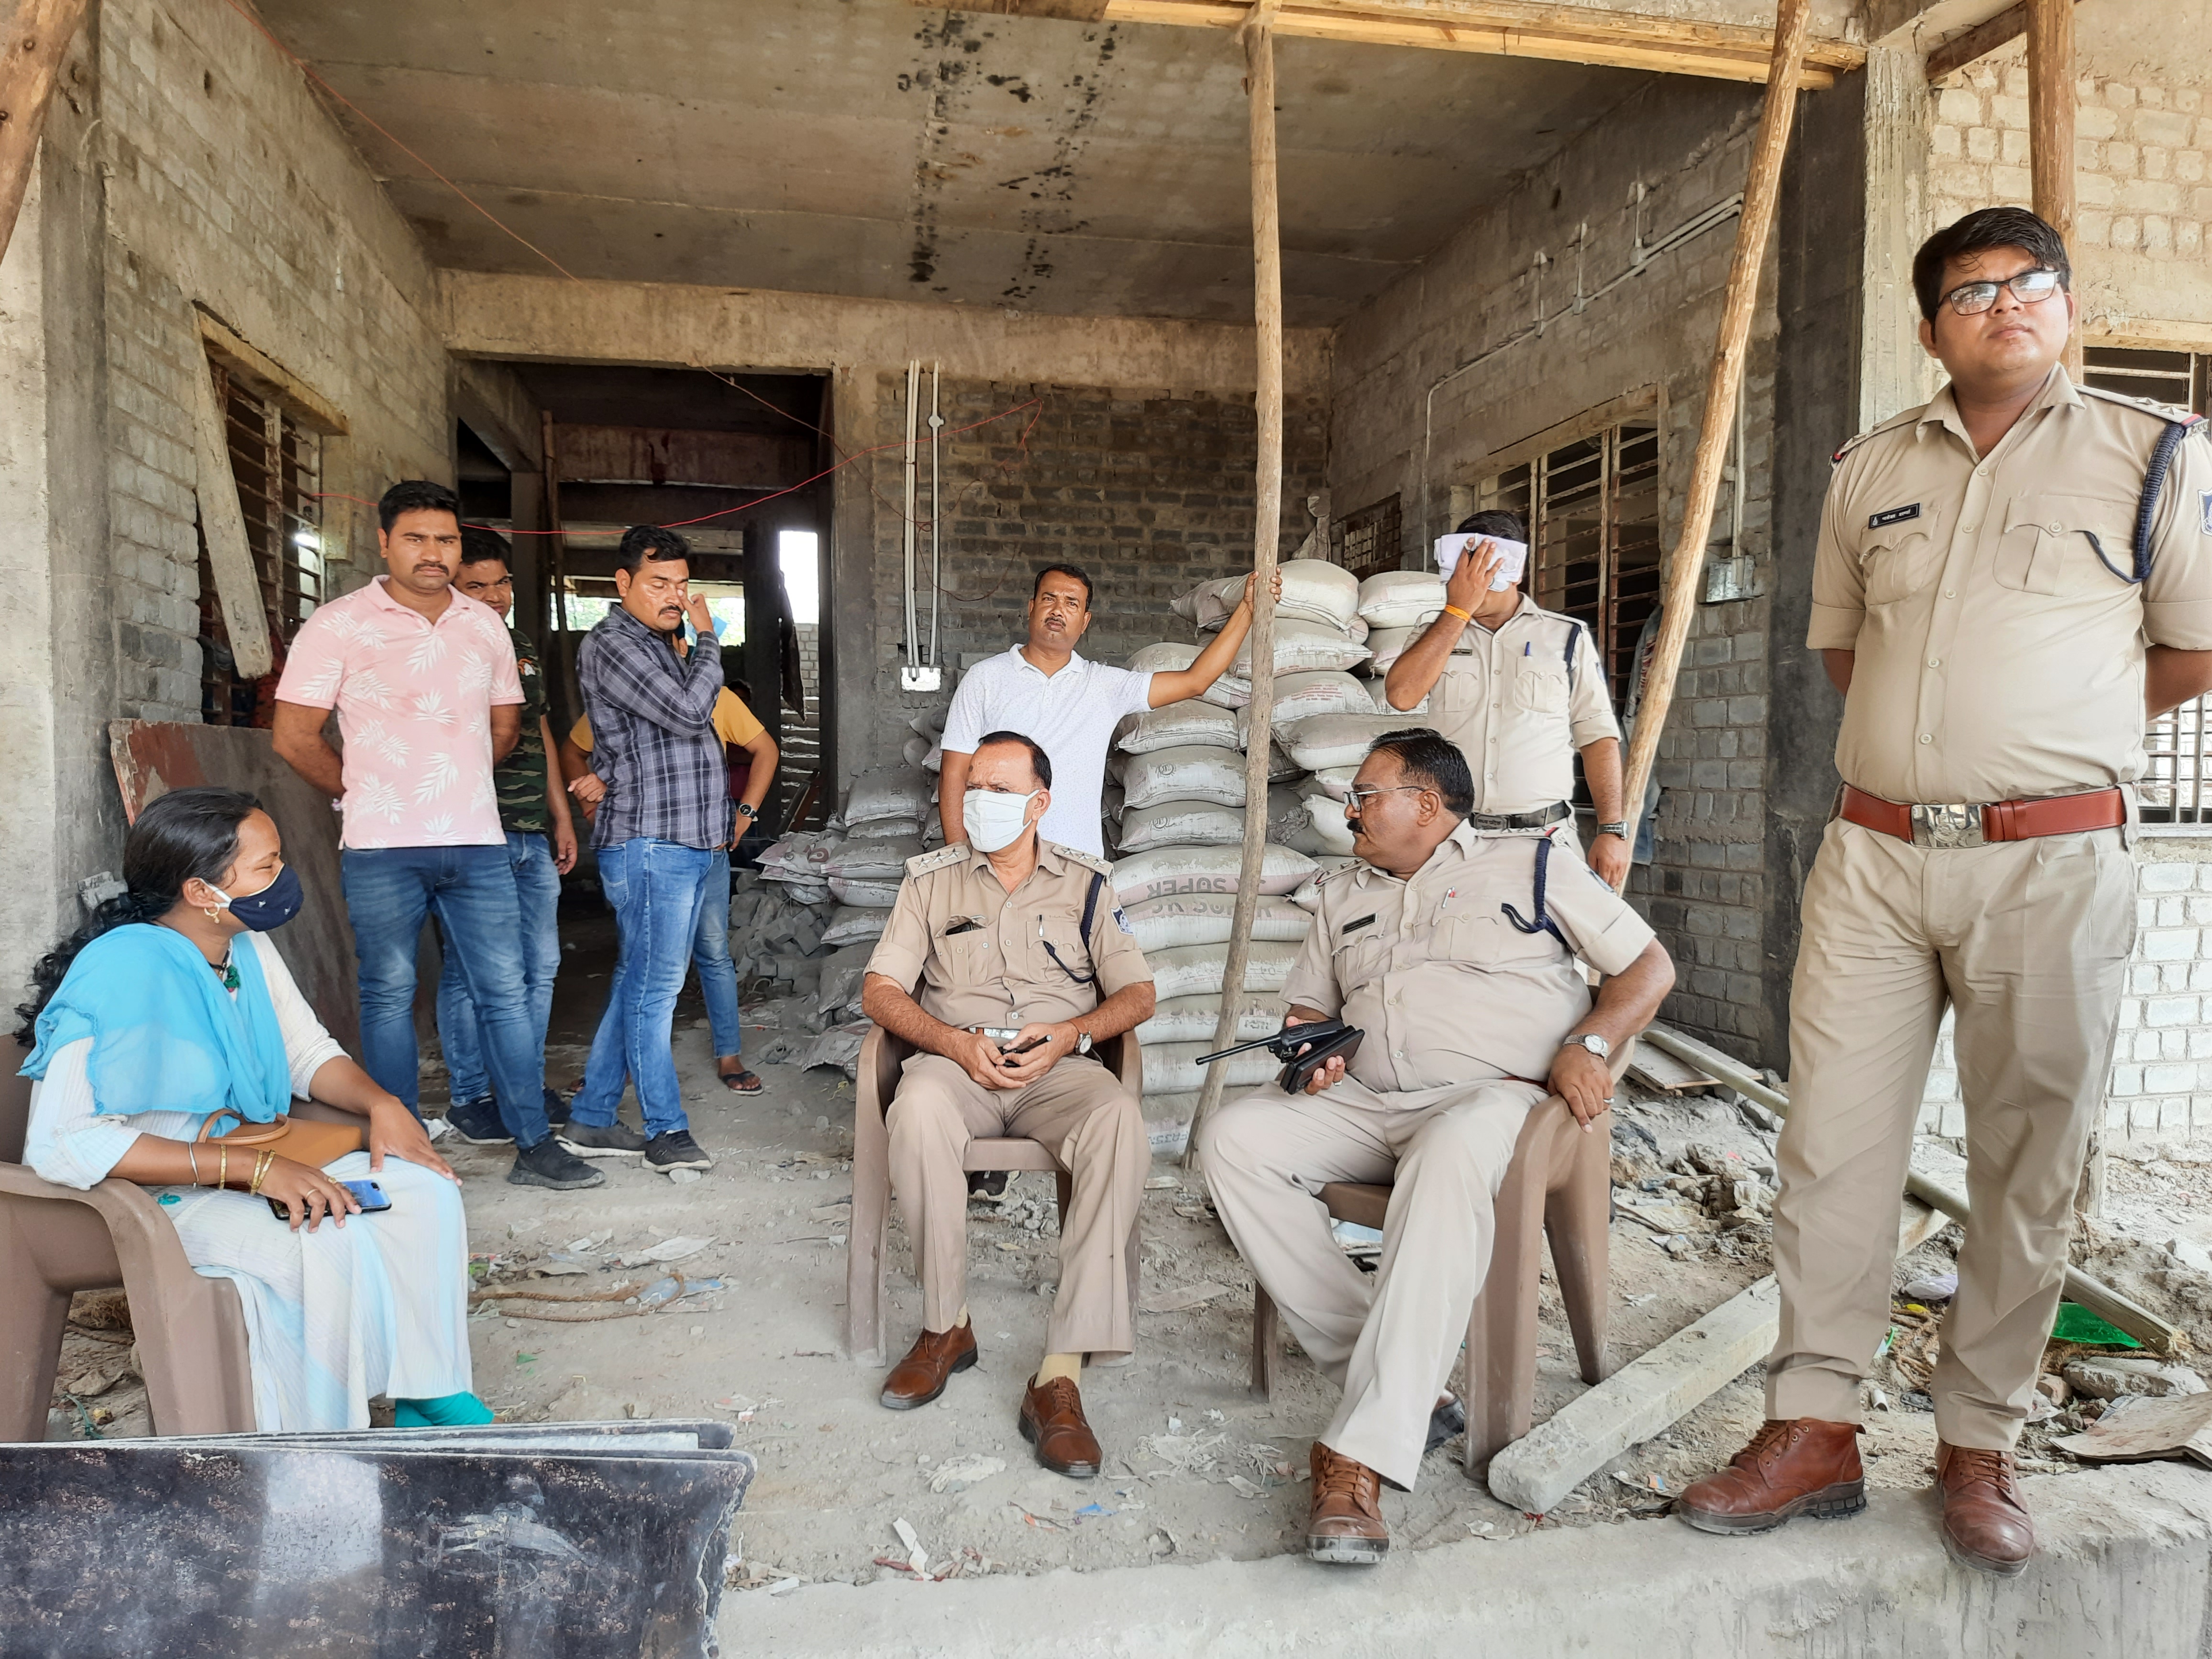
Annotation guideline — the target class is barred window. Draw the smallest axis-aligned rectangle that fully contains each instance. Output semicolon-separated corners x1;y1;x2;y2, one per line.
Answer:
1334;494;1402;579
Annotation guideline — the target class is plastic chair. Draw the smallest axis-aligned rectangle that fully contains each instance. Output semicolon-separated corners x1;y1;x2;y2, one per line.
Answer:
1247;1049;1632;1472
847;1025;1146;1367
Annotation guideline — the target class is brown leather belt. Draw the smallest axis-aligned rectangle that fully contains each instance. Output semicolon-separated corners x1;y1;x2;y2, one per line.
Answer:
1839;784;2126;849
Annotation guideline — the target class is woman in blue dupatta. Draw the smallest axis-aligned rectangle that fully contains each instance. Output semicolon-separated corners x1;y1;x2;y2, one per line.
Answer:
17;787;489;1432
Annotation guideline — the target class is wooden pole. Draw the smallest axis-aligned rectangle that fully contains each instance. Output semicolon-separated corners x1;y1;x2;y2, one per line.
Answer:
1185;0;1283;1170
0;0;87;271
1618;0;1813;826
2026;0;2080;377
542;411;582;725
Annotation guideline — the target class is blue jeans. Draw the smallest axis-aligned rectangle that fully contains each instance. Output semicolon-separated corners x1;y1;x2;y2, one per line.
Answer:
341;845;553;1148
691;849;742;1060
572;839;714;1137
435;832;562;1105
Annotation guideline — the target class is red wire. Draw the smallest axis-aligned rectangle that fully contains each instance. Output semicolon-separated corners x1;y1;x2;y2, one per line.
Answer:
218;0;581;283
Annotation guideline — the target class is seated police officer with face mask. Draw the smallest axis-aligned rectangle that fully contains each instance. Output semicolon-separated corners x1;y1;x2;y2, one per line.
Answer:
859;730;1158;1480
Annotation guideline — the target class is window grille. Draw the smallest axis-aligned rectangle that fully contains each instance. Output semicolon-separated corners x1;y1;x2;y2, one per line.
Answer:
1335;494;1402;579
2090;348;2212;823
199;357;325;726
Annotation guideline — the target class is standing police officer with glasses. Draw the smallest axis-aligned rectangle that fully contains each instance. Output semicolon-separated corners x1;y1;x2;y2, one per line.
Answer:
1678;208;2212;1575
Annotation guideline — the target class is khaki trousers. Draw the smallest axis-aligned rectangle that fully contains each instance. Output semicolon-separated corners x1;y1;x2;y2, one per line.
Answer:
886;1052;1147;1358
1197;1073;1545;1490
1770;818;2136;1449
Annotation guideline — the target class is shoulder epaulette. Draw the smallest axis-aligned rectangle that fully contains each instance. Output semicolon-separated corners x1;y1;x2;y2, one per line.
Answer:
2078;382;2203;429
1315;858;1363;885
1832;406;1924;465
904;845;967;878
1043;841;1112;876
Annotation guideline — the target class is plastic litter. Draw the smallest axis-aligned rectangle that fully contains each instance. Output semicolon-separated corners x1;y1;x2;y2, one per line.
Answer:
2052;1301;2145;1349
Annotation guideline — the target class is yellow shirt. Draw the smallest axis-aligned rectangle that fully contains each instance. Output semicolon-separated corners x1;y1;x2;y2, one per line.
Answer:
570;688;764;754
1810;366;2212;804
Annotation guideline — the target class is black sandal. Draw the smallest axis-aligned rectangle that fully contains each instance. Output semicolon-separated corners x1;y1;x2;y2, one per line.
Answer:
718;1062;764;1095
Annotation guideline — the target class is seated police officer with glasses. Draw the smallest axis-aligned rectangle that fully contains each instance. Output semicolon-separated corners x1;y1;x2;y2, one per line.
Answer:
1199;729;1673;1566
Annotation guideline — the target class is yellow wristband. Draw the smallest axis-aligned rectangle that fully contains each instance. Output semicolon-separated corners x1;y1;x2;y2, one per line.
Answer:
1442;603;1474;623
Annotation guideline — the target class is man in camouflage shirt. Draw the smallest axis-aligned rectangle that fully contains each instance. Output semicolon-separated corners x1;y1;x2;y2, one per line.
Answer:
435;528;579;1141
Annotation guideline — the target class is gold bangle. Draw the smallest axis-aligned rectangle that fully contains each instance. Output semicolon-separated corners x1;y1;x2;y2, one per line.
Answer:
249;1150;274;1195
1442;603;1474;623
187;1142;202;1187
218;1144;229;1191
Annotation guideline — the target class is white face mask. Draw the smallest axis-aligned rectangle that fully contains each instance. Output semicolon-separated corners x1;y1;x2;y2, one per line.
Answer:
964;788;1040;852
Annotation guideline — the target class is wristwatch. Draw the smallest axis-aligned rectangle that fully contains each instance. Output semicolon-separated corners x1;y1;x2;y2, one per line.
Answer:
1073;1028;1094;1056
1596;821;1628;840
1561;1033;1610;1061
735;802;757;821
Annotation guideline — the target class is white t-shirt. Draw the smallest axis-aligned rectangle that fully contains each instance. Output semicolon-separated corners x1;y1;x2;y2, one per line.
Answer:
940;646;1155;856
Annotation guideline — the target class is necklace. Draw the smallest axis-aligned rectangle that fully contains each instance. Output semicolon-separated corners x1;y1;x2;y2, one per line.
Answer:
210;954;239;994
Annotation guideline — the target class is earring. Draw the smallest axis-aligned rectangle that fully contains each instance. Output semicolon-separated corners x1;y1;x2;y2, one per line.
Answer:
204;907;222;920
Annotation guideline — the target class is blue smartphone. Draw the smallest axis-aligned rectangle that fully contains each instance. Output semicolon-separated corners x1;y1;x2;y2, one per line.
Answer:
266;1178;391;1222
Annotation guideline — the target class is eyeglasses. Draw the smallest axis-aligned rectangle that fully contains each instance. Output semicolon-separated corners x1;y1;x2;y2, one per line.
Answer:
1940;267;2063;316
1346;785;1430;809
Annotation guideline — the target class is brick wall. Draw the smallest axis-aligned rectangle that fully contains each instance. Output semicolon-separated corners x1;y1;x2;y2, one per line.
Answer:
98;0;452;720
861;374;1329;744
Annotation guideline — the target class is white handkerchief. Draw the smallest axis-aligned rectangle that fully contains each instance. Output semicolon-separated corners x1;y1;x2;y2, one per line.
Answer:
1434;534;1529;590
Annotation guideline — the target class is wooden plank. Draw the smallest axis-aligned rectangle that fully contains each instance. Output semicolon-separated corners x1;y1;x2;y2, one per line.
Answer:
1187;2;1286;1171
1618;0;1813;824
1095;0;1851;85
2026;0;2081;373
1488;1197;1950;1514
550;423;812;492
1924;0;2027;80
195;311;348;436
108;720;360;1054
188;341;275;682
0;0;88;268
1626;1035;1717;1094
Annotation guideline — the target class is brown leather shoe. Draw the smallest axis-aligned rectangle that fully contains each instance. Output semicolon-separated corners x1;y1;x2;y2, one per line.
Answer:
1676;1419;1865;1535
879;1323;977;1411
1936;1442;2034;1576
1018;1374;1102;1477
1306;1441;1389;1564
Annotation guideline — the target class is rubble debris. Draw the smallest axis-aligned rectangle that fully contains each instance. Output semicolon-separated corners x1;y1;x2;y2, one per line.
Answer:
2062;1355;2208;1401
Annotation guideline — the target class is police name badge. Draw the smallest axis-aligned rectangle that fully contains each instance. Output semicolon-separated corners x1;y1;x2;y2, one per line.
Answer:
2199;487;2212;536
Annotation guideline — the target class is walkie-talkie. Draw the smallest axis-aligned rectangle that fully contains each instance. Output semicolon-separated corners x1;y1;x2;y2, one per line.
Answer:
1197;1018;1364;1095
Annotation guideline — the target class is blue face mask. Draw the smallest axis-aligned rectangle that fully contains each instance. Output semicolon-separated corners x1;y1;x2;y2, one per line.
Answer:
210;864;304;932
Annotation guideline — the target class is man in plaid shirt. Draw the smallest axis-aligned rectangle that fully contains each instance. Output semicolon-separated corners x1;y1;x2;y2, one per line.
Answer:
561;525;729;1173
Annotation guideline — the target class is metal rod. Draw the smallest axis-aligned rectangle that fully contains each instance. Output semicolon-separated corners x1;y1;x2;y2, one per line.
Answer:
929;363;943;670
902;361;920;668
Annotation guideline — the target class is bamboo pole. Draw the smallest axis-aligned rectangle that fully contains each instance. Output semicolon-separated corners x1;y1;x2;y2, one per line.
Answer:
1185;0;1284;1170
1619;0;1813;825
2026;0;2080;378
0;0;88;270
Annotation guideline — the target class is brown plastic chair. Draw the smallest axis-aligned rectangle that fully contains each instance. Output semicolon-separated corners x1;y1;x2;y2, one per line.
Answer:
1247;1049;1632;1473
847;1024;1146;1367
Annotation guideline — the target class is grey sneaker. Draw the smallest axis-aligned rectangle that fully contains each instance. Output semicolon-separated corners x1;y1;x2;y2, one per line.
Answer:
646;1129;713;1171
558;1119;651;1158
507;1139;606;1190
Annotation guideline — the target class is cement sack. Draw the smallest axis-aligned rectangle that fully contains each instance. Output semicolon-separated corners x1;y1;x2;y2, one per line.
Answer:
844;817;922;842
1116;698;1239;755
910;708;947;742
1225;620;1370;683
1358;570;1447;629
824;836;924;880
815;942;877;1018
1278;713;1416;773
822;905;895;947
1263;782;1310;844
1363;622;1471;676
1103;783;1125;823
763;877;831;906
1349;616;1369;645
829;875;903;908
1126;641;1198;675
845;765;935;826
902;735;932;770
1111;843;1317;907
1143;1040;1281;1096
1135;993;1285;1046
1290;854;1363;910
1144;938;1304;1001
1233;673;1373;746
1174;561;1358;632
1304;764;1360;802
1117;745;1247;811
1121;893;1311;954
1115;799;1243;854
1302;794;1358;854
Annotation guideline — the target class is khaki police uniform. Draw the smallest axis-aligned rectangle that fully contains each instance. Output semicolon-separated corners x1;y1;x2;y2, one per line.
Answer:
1772;366;2212;1450
1426;594;1619;857
866;839;1154;1359
1197;822;1656;1488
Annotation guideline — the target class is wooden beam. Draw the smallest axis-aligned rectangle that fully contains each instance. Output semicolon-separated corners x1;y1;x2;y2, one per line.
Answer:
1097;0;1854;86
1618;0;1812;832
1921;0;2079;84
2027;0;2079;378
0;0;88;270
1187;2;1286;1171
188;350;275;682
548;423;812;492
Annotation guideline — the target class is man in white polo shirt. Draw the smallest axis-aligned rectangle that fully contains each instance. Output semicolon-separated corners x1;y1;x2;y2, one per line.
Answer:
938;563;1270;857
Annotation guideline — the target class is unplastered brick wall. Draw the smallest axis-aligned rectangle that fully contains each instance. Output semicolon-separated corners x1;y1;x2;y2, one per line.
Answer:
1920;840;2212;1140
867;372;1327;706
99;0;451;720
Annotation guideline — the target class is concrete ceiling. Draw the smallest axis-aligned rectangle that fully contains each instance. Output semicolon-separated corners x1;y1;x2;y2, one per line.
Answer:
253;0;1651;327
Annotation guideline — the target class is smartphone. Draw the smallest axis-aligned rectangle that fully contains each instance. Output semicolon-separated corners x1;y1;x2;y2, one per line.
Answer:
266;1178;390;1223
1000;1035;1049;1057
975;1026;1022;1043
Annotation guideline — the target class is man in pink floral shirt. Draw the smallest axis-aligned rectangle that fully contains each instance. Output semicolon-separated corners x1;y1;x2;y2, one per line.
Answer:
273;480;602;1190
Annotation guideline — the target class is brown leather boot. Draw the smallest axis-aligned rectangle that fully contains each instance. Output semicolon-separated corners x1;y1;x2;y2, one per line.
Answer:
1306;1441;1389;1564
1935;1442;2034;1576
1675;1419;1865;1535
1018;1374;1102;1477
879;1323;977;1410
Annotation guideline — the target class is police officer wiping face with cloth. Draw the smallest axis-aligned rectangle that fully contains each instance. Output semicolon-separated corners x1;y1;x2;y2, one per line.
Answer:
1199;728;1673;1566
861;730;1156;1482
1677;207;2212;1575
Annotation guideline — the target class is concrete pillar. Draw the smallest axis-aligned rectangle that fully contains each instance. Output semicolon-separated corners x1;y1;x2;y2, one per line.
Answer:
1859;44;1936;430
0;13;118;1000
828;364;880;794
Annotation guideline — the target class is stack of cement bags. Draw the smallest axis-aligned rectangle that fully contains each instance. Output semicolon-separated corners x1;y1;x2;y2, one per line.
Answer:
818;765;936;949
1111;561;1400;1153
726;868;832;995
1354;569;1452;707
